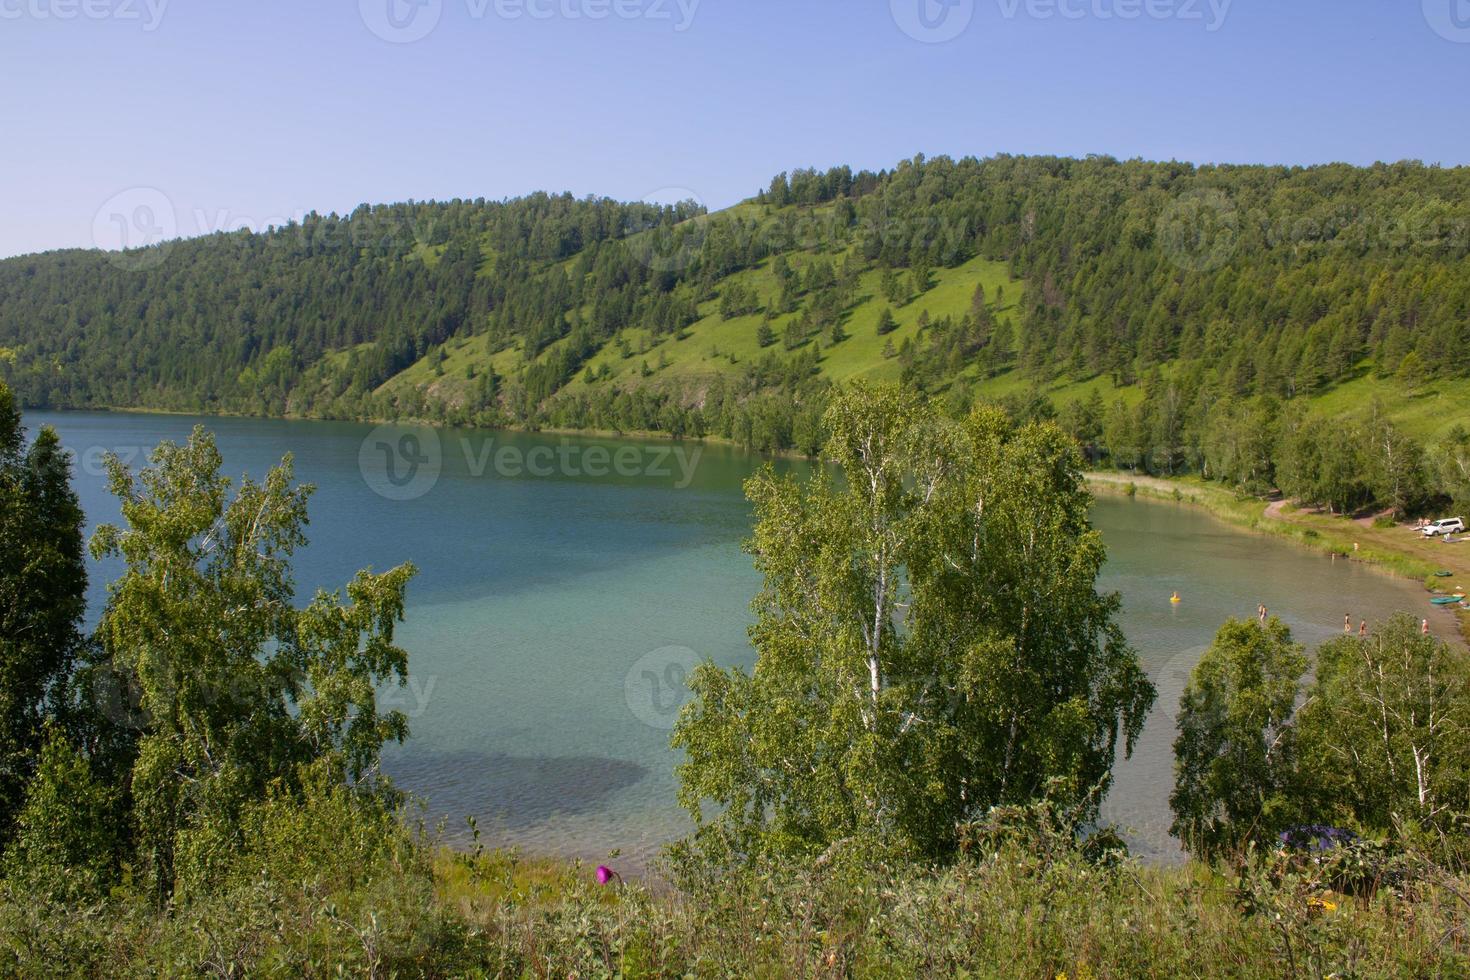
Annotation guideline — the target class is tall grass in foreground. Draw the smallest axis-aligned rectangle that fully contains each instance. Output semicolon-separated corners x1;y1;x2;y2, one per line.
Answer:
3;818;1466;978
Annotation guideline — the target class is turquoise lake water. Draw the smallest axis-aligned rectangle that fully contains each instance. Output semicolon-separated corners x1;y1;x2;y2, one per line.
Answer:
28;410;1451;867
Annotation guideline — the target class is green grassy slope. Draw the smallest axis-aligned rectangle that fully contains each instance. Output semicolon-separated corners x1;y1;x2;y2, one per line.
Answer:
372;191;1025;412
1306;372;1470;444
374;196;1465;443
362;188;1466;443
560;252;1019;393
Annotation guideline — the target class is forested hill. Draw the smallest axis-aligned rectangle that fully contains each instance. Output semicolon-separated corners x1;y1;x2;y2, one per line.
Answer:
3;155;1469;464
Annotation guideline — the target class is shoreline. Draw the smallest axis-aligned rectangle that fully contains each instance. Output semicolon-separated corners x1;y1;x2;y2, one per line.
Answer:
36;402;817;461
1085;472;1470;645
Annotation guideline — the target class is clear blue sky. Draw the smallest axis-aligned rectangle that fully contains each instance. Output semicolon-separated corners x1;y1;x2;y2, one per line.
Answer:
2;0;1468;258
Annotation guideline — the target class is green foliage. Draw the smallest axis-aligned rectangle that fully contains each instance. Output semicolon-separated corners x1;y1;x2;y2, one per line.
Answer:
875;307;897;335
1296;615;1470;835
1231;840;1430;980
2;728;118;905
673;384;1153;864
87;426;416;901
0;382;86;839
1198;396;1280;493
1171;618;1309;856
0;388;1468;974
0;768;464;976
1429;424;1470;511
718;281;760;320
202;757;410;900
1172;613;1470;860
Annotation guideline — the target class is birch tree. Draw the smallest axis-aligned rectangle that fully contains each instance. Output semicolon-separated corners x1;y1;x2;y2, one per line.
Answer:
1169;618;1308;856
1296;615;1470;832
673;385;1153;864
89;427;416;901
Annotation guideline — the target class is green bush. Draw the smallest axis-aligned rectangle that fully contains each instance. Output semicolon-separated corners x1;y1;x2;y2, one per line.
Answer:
2;730;119;906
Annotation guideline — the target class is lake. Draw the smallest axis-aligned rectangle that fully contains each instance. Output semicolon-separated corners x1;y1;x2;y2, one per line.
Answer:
27;410;1449;867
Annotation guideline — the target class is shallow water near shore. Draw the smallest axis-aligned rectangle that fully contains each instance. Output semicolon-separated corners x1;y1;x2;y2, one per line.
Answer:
31;410;1449;869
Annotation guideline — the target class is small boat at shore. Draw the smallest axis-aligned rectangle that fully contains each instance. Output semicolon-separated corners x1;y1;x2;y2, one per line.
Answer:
1430;596;1462;606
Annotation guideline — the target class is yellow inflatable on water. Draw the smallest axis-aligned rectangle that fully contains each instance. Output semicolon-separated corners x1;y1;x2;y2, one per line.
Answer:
1170;592;1182;604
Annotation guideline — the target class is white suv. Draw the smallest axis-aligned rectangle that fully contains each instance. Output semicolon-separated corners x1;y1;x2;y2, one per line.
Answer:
1423;518;1466;537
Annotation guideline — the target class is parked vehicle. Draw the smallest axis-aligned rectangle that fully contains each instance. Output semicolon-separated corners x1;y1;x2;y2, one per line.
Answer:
1422;518;1466;537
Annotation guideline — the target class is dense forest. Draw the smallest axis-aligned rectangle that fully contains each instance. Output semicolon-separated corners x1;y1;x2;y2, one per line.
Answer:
3;154;1469;510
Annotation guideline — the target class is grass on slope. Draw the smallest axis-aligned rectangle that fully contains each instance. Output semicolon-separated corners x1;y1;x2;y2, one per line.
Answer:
560;252;1019;395
970;367;1147;409
1308;372;1470;443
373;199;1470;449
376;334;524;409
